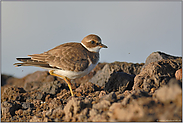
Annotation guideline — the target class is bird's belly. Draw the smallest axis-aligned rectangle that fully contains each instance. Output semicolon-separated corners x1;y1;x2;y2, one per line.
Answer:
53;62;98;79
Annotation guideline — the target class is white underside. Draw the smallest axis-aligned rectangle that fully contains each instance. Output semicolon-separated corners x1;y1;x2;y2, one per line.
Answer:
52;62;98;79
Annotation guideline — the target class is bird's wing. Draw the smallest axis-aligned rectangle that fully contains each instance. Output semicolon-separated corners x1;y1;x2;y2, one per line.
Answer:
14;43;90;72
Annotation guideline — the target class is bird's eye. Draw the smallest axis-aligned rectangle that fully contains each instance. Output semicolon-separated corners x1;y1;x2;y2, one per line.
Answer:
91;40;95;44
96;43;99;45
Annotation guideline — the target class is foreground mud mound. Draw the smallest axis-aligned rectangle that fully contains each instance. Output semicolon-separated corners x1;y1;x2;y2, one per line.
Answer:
1;51;182;122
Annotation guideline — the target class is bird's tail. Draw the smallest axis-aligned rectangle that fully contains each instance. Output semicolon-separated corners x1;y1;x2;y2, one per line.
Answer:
13;58;51;68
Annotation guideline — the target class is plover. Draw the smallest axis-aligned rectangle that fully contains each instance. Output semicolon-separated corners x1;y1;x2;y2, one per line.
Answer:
14;34;107;96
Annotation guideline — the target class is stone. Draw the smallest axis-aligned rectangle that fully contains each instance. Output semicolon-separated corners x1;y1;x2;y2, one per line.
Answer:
63;98;85;121
99;91;106;98
155;78;182;103
38;80;66;95
1;74;13;86
144;51;180;67
99;92;117;102
175;68;182;81
1;51;182;122
104;72;134;92
89;64;112;86
1;101;21;117
133;59;182;92
75;82;101;95
22;102;34;109
30;116;43;122
1;86;26;102
111;102;145;121
89;62;144;87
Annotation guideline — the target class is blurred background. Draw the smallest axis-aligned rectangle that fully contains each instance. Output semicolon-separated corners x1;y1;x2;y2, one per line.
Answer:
1;1;181;78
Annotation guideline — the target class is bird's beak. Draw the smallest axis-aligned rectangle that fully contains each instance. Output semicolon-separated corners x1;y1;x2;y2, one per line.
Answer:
100;43;108;48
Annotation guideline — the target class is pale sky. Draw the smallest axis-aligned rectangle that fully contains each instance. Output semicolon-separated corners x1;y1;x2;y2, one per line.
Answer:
1;1;182;78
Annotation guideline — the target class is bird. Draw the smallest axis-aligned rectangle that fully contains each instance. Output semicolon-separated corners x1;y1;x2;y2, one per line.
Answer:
14;34;108;96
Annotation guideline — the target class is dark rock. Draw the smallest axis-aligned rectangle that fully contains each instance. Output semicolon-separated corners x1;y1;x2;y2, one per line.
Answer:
1;74;13;86
1;101;14;117
89;64;112;86
89;62;143;89
104;72;134;93
1;101;21;117
74;62;107;84
108;62;144;75
133;59;182;92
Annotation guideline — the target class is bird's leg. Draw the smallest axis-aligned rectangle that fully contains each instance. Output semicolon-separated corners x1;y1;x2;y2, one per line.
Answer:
49;70;74;96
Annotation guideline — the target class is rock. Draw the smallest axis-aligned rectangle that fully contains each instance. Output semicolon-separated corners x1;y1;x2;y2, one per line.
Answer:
52;107;65;121
92;100;111;111
154;78;182;103
99;91;106;98
99;92;117;102
104;72;134;92
89;64;112;86
1;74;13;86
48;98;63;109
1;51;182;122
120;90;150;105
1;86;26;102
63;98;86;121
38;80;66;95
30;116;43;122
144;51;180;67
89;108;98;118
89;100;111;122
24;81;43;91
25;90;47;102
75;82;101;96
1;101;14;118
23;71;56;91
89;112;108;122
22;102;34;109
75;108;89;122
1;101;21;117
109;101;146;121
24;71;49;84
74;62;107;84
90;62;144;87
175;68;182;81
133;59;182;92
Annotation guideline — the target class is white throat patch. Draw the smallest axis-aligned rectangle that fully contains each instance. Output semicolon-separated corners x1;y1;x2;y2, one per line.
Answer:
81;42;101;52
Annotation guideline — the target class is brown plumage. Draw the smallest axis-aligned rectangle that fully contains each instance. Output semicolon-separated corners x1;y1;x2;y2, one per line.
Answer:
14;34;107;96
